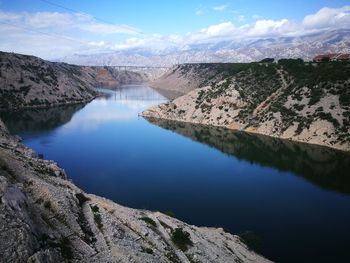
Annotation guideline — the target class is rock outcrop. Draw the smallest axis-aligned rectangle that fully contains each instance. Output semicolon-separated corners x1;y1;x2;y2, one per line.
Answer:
0;51;145;110
0;118;270;262
143;61;350;151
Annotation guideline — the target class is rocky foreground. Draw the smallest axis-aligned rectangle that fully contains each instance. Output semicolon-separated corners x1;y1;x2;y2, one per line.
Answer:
0;118;270;262
0;51;145;110
144;61;350;151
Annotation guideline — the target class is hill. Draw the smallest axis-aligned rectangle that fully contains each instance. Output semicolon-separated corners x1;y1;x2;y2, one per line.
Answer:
0;51;145;110
143;60;350;151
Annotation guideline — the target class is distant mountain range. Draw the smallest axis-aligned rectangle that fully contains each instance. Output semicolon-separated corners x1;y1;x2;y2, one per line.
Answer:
58;29;350;66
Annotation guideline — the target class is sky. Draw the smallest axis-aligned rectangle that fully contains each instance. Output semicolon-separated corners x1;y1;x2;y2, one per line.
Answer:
0;0;349;59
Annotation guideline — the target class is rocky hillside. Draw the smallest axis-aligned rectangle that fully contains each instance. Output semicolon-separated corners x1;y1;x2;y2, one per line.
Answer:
150;64;220;97
143;60;350;151
0;119;270;262
0;51;145;110
88;66;146;88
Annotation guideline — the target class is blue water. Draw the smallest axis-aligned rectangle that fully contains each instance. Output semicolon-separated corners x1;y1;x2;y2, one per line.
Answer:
2;85;350;263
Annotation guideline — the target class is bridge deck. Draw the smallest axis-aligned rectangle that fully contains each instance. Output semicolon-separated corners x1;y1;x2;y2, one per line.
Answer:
110;65;171;69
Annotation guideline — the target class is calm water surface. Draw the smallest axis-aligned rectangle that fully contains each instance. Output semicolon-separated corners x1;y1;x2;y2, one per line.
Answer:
2;85;350;263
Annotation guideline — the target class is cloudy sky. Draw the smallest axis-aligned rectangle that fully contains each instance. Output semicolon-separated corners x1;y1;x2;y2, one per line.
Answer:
0;0;349;59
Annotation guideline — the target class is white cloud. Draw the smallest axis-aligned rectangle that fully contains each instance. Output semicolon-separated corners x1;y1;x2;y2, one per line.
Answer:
79;23;139;35
0;10;140;34
0;9;141;58
25;12;74;28
213;5;228;11
88;41;106;47
200;21;235;36
0;5;349;59
246;19;293;37
303;5;350;29
252;14;263;20
195;5;206;16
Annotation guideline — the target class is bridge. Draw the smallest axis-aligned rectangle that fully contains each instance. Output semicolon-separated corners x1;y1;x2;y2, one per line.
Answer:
110;65;171;71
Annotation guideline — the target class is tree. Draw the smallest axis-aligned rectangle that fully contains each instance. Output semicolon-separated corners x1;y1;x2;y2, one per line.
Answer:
259;58;274;63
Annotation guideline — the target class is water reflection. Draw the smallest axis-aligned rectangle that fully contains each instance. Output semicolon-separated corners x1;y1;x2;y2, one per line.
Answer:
98;86;166;101
0;86;167;136
2;85;350;263
0;103;86;139
145;117;350;194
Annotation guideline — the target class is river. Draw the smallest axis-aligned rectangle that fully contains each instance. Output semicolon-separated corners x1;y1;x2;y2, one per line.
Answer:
2;85;350;263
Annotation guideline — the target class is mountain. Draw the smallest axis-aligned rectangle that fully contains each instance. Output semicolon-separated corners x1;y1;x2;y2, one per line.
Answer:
59;29;350;67
0;51;145;110
143;60;350;151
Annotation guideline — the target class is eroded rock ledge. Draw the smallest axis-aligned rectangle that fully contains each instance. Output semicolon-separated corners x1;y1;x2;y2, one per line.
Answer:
0;119;270;263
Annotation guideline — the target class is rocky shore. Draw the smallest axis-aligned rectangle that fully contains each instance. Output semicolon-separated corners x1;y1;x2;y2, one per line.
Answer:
0;118;271;262
143;62;350;151
0;51;146;110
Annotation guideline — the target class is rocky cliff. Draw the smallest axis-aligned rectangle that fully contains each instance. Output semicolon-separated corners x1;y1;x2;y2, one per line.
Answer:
143;60;350;151
0;118;270;262
0;51;145;110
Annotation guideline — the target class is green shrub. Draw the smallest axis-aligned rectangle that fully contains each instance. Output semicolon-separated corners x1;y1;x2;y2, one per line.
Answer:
259;58;274;63
164;211;176;218
44;200;52;210
90;205;103;230
171;228;193;251
140;217;157;227
142;247;154;254
59;237;73;260
91;205;99;213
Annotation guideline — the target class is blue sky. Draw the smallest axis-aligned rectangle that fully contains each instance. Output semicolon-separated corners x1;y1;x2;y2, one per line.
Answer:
0;0;349;58
3;0;349;34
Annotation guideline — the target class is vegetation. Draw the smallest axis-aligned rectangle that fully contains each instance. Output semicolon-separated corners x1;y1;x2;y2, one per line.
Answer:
174;59;350;146
171;228;193;251
44;200;52;210
75;192;90;206
142;247;154;254
140;216;157;227
59;237;74;260
90;205;103;230
164;210;176;218
259;58;274;63
159;220;173;231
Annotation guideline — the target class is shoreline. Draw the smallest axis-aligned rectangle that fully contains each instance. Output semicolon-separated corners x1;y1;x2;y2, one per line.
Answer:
0;97;97;112
0;117;271;262
142;114;350;153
